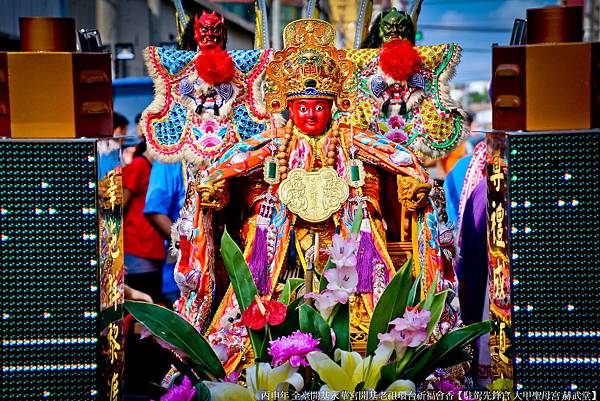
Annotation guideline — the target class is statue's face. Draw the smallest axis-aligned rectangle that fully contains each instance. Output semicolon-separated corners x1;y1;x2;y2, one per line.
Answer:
288;98;332;136
194;11;226;51
379;8;415;43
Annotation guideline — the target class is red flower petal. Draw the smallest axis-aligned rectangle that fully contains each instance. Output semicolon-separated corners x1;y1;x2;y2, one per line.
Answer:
241;302;267;330
264;300;287;326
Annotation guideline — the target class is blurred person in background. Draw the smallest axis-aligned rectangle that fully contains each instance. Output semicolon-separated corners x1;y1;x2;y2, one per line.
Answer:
144;160;186;305
113;112;129;137
122;137;167;304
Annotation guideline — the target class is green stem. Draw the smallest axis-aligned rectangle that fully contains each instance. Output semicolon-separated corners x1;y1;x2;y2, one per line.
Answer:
326;304;340;326
396;348;415;376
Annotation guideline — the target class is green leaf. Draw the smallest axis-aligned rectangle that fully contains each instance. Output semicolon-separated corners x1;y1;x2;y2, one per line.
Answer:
221;228;257;312
422;271;439;310
366;258;414;355
269;297;302;340
437;348;472;369
253;327;270;362
220;229;265;359
194;381;212;401
404;320;493;383
407;268;423;307
278;278;304;305
331;302;350;351
125;300;226;379
425;290;449;338
299;304;333;356
378;362;398;391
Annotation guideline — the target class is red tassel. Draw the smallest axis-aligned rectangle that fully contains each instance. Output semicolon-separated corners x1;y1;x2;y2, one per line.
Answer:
379;39;421;82
195;48;235;86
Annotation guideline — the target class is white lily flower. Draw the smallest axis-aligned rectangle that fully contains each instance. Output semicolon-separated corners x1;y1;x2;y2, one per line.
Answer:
306;344;394;393
205;362;303;401
386;379;416;393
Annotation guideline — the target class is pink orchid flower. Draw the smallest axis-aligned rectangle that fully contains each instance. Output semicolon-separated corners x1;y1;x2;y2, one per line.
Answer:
328;233;358;268
378;307;431;357
324;265;358;301
304;291;339;320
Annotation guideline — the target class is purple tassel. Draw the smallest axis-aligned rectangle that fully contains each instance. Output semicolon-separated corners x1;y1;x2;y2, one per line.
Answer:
249;215;271;295
355;219;378;293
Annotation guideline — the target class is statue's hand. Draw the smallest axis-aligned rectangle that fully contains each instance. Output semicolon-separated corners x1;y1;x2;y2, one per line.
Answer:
196;179;229;210
397;176;432;211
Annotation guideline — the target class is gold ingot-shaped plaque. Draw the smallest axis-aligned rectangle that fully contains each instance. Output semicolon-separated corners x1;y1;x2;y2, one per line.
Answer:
278;167;350;223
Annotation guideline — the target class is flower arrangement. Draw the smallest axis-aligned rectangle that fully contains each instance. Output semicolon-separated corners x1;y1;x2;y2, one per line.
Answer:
126;212;491;401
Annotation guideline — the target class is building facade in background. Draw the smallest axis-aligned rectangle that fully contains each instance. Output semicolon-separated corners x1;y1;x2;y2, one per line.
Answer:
0;0;256;77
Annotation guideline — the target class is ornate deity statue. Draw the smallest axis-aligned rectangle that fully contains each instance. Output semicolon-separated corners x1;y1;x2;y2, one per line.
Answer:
142;16;467;375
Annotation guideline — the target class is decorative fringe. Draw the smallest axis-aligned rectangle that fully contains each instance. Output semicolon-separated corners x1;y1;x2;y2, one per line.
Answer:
355;218;378;293
249;214;271;295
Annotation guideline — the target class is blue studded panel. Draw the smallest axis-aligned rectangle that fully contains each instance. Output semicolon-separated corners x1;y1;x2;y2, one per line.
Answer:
0;141;101;399
157;48;195;75
233;105;267;140
230;50;262;74
153;103;188;146
508;132;600;391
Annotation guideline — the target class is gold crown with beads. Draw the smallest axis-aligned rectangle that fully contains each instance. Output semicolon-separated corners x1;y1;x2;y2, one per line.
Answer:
265;19;355;113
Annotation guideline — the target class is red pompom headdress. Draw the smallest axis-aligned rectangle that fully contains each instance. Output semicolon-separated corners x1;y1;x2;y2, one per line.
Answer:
378;39;421;82
194;47;235;86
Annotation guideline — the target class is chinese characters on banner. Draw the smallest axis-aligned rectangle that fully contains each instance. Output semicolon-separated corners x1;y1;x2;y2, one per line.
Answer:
97;140;125;401
486;133;513;384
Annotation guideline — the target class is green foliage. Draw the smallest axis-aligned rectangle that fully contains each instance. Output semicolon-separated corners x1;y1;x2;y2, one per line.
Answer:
278;278;304;305
467;91;490;104
124;300;225;379
193;381;212;401
269;297;302;340
437;348;472;369
299;304;334;356
425;290;449;338
366;258;413;354
220;228;265;360
421;272;438;310
403;320;493;384
221;228;258;312
331;303;350;351
406;268;423;307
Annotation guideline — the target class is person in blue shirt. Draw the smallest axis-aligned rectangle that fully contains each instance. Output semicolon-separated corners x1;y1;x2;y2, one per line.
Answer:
144;160;186;304
443;155;473;227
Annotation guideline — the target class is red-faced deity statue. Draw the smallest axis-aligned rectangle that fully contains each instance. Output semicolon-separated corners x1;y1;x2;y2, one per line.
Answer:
288;98;332;136
194;11;226;51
